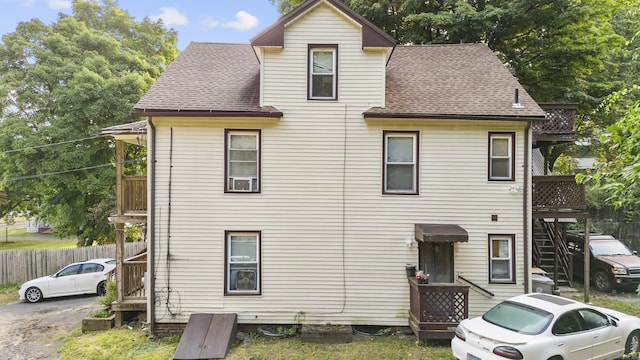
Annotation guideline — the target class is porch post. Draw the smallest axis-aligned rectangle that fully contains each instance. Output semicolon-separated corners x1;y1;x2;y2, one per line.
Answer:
584;220;590;303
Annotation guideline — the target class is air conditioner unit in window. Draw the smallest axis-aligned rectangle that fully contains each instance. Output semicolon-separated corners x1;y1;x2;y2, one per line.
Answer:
235;270;257;291
232;177;253;192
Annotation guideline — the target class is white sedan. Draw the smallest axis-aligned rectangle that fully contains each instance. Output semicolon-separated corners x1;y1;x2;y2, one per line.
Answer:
19;258;115;303
452;293;640;360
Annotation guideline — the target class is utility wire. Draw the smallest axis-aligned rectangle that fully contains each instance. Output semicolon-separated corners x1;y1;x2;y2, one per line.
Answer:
0;134;108;155
3;158;144;182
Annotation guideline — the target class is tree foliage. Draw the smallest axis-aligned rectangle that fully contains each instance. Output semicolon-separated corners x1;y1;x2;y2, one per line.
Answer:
0;0;177;245
272;0;624;107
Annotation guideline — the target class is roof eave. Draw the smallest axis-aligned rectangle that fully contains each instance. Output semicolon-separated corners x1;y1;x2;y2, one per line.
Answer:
132;109;283;118
363;112;548;122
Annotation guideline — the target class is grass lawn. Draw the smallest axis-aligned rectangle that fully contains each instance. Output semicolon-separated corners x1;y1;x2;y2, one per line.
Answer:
56;292;640;360
59;327;454;360
0;239;77;251
0;284;19;305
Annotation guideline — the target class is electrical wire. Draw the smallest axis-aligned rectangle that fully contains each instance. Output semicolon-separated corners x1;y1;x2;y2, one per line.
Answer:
0;135;108;155
2;158;144;182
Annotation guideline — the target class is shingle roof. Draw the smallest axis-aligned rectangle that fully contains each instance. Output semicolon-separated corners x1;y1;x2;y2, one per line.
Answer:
365;44;545;120
134;43;281;117
134;42;544;121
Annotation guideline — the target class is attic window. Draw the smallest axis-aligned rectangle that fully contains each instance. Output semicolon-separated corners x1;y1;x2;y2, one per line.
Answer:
308;45;337;100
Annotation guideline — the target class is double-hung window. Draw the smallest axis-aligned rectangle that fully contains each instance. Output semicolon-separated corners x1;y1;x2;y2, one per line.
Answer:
308;45;337;100
225;130;260;192
489;234;515;284
488;132;515;180
226;231;261;295
383;131;418;194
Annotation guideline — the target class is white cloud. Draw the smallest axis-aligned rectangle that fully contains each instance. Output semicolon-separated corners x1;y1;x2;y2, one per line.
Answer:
149;7;189;27
202;16;220;29
222;11;258;31
47;0;71;9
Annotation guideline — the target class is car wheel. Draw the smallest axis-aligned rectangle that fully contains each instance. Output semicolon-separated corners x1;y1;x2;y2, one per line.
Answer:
593;271;612;292
97;281;107;296
25;287;43;303
626;330;640;354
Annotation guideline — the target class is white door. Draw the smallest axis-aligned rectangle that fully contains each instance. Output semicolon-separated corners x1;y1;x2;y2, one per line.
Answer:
49;264;82;296
75;263;104;293
553;311;595;359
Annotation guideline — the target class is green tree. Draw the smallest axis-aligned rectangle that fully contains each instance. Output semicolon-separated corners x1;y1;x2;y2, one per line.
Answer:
577;100;640;214
0;0;177;245
272;0;621;107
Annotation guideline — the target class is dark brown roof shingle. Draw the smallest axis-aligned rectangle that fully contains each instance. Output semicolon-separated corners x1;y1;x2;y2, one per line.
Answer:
365;43;545;119
134;42;279;116
135;42;544;120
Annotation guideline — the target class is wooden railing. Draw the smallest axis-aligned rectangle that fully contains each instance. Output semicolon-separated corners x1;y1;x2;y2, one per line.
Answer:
108;258;146;300
532;176;585;212
408;278;469;342
535;104;577;135
122;176;147;213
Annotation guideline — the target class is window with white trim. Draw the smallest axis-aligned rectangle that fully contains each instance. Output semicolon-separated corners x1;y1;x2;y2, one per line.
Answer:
489;234;515;284
489;132;515;180
308;45;337;100
226;231;261;294
226;130;260;192
383;131;418;194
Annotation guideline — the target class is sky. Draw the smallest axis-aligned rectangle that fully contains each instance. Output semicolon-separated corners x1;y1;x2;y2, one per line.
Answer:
0;0;282;49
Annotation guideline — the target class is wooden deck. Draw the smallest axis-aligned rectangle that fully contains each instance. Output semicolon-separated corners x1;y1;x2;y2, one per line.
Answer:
408;278;469;342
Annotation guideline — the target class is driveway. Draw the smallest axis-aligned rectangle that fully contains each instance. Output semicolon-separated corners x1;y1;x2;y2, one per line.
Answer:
0;295;100;360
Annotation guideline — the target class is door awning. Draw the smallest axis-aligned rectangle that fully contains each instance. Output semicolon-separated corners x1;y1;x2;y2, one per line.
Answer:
415;224;468;243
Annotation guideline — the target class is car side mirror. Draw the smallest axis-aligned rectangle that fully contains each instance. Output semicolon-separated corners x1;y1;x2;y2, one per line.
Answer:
608;317;619;327
633;250;638;256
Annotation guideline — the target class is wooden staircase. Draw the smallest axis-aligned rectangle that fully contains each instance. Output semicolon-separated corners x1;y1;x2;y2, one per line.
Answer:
533;220;572;288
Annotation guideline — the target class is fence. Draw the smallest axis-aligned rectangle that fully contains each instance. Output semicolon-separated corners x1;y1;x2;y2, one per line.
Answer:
0;242;146;285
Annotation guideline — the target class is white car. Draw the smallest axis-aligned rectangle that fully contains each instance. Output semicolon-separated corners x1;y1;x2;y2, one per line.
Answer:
452;293;640;360
18;258;115;303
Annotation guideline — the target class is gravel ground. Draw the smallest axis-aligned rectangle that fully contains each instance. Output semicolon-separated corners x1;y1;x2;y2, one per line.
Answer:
0;295;100;360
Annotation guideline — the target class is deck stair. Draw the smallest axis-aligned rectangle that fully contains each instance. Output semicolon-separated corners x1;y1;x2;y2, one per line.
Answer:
533;220;572;288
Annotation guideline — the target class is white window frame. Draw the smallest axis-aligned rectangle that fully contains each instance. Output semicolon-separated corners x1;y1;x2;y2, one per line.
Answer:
308;45;337;100
489;234;515;284
225;130;260;193
383;131;418;194
226;231;261;295
489;132;515;180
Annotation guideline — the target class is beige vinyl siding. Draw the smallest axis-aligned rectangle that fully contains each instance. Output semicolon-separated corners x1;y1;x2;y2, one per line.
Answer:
261;3;386;109
151;2;529;324
151;116;528;324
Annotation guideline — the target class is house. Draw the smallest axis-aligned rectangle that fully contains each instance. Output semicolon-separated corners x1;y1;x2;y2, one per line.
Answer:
106;0;587;341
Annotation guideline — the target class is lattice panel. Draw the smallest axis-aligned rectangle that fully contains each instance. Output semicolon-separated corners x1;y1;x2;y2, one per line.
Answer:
421;292;466;322
532;178;585;210
534;106;577;135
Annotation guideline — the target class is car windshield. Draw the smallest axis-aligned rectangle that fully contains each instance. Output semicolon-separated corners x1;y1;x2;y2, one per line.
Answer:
590;240;633;256
106;260;116;265
482;301;553;335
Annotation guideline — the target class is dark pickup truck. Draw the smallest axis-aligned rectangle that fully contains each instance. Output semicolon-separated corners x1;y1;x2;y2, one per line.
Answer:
568;231;640;292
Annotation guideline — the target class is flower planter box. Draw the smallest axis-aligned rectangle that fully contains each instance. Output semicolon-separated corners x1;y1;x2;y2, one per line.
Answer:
82;314;115;333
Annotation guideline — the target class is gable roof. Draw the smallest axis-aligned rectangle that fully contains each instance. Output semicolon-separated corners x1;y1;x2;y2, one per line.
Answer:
133;43;282;118
364;44;546;120
250;0;396;49
134;42;545;121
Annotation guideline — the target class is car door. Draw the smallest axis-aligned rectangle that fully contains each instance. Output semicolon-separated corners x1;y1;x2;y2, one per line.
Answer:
579;309;624;360
552;310;595;359
49;264;82;296
75;263;104;293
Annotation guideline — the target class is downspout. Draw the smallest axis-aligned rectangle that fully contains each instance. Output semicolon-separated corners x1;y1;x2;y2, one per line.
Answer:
523;121;531;293
148;116;156;335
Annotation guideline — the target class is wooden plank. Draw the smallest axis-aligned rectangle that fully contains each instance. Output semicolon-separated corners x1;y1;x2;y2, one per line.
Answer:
173;313;237;360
